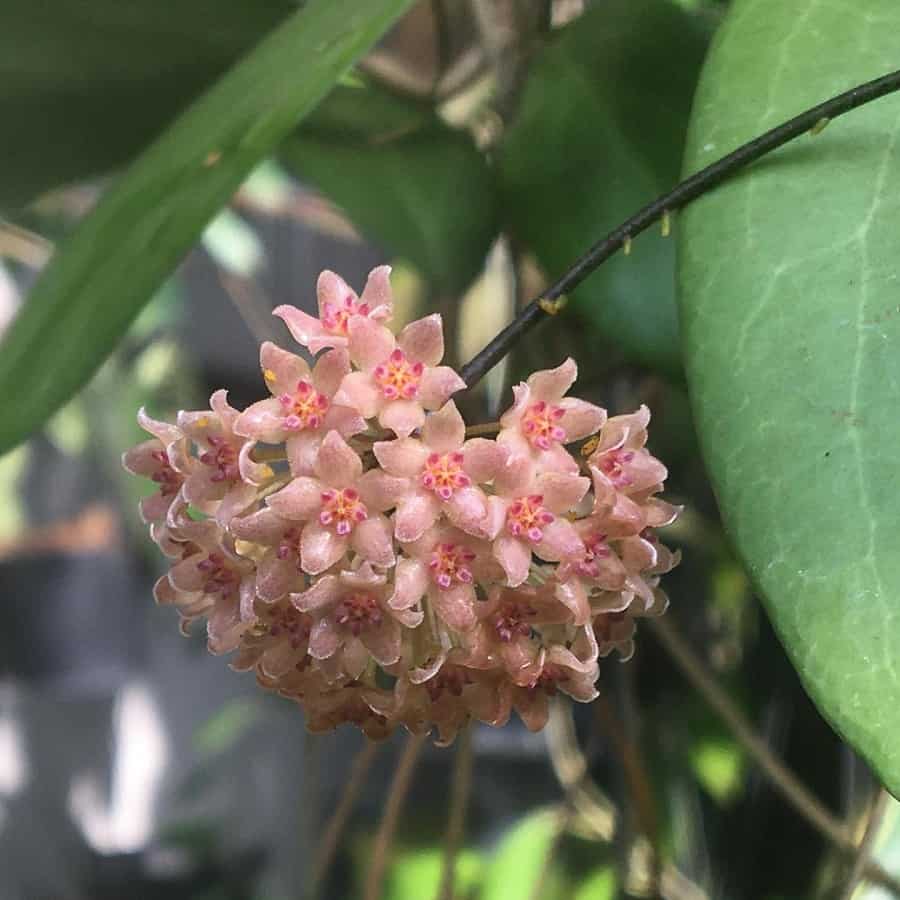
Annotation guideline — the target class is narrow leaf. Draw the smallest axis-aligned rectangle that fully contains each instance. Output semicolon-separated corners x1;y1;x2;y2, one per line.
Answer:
0;0;416;455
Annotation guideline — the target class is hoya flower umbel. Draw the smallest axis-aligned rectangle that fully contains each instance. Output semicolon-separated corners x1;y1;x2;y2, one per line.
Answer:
274;265;393;355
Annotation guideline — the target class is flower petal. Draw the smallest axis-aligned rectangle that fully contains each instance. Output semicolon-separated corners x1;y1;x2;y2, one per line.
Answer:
430;583;477;631
230;507;289;544
358;469;409;512
445;486;490;537
418;366;465;410
259;341;310;396
233;397;284;443
398;313;444;366
493;535;532;587
351;515;395;568
286;431;322;477
390;557;429;610
378;399;425;437
394;492;441;542
526;357;577;402
461;438;506;484
359;264;393;317
535;519;585;562
332;371;381;419
558;397;606;442
361;620;402;666
348;315;395;371
300;522;348;575
266;476;323;520
422;400;465;452
256;554;298;602
309;616;341;659
292;574;339;612
373;437;428;477
314;431;362;487
312;346;351;396
274;305;334;351
537;472;590;513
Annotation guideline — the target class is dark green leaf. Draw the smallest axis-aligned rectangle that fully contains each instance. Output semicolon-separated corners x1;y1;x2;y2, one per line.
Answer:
0;0;417;455
498;0;709;376
0;0;296;208
283;82;499;296
678;0;900;792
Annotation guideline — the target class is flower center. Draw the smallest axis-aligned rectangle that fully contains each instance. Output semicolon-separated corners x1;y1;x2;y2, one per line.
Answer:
150;448;181;497
199;436;239;483
521;401;566;450
526;662;569;695
321;293;371;335
196;552;240;595
598;449;635;487
373;349;424;400
421;452;471;501
493;600;536;642
576;531;610;578
319;488;368;536
262;602;311;649
428;543;475;589
506;495;554;543
425;665;471;701
279;380;329;431
334;592;383;636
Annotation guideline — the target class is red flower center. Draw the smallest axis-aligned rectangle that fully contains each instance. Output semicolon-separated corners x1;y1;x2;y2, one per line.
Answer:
598;449;635;487
506;494;554;543
425;665;472;701
373;349;424;400
279;380;329;431
576;531;610;578
493;600;536;642
321;294;371;335
199;436;239;483
428;543;475;589
521;401;566;450
196;552;240;595
319;488;368;536
334;592;383;636
263;602;311;649
150;448;181;497
421;452;471;501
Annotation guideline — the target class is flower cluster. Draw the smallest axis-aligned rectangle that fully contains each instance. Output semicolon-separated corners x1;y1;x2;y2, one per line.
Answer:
124;266;680;743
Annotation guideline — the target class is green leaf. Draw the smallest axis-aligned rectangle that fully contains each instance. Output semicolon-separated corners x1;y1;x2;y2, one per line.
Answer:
481;809;568;900
0;0;416;456
498;0;709;376
282;82;499;296
0;0;296;208
678;0;900;792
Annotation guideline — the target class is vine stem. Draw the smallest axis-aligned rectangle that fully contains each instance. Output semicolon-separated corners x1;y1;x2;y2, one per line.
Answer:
364;733;427;900
435;725;474;900
311;739;380;895
459;67;900;389
649;618;900;896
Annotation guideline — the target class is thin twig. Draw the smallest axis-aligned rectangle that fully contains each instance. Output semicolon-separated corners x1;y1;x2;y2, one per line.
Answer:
459;67;900;389
435;726;474;900
649;617;900;897
464;421;501;438
839;787;892;900
312;740;380;894
364;733;427;900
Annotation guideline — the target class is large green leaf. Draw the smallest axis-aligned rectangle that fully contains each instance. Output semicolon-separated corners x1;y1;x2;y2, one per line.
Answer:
678;1;900;792
498;0;709;376
0;0;416;456
283;83;499;296
0;0;296;208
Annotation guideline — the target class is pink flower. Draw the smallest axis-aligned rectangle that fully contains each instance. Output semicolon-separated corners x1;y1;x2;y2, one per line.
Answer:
507;631;600;731
175;390;271;527
485;454;589;587
165;535;257;654
305;681;395;740
373;400;506;541
230;597;313;678
264;431;396;575
229;507;307;601
333;313;466;437
587;405;668;498
293;563;422;681
234;342;366;476
122;408;186;524
498;358;606;473
273;265;393;355
389;525;498;633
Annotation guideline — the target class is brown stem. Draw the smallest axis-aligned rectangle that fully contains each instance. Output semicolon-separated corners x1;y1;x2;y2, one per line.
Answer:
364;733;427;900
312;740;380;895
435;726;474;900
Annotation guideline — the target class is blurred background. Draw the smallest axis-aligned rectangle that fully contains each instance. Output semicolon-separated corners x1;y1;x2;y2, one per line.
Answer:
1;1;897;898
